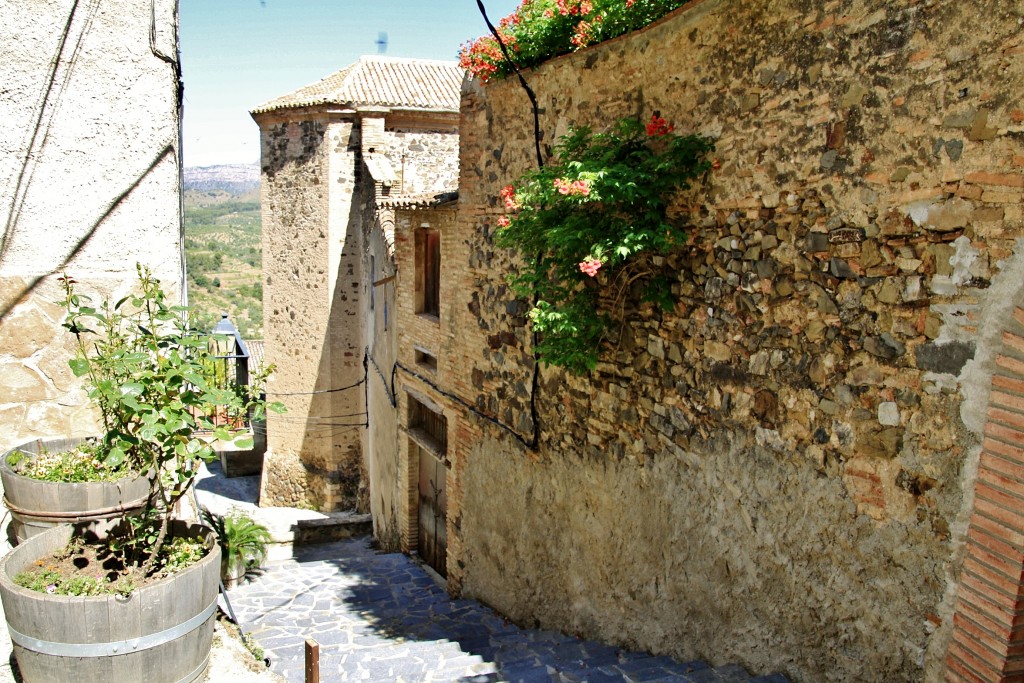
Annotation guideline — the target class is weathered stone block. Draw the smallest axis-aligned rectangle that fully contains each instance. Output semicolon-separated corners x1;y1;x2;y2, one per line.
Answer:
915;341;975;375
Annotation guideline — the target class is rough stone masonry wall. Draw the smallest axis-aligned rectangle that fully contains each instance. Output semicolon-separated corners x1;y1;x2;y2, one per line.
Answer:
449;1;1024;681
0;0;183;452
258;114;365;510
377;122;459;194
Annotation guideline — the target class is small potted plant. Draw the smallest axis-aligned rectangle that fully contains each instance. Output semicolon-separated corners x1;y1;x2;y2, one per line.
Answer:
0;265;283;683
217;364;275;478
204;509;272;589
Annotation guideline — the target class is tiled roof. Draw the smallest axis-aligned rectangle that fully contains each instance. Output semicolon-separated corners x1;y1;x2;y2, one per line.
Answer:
252;56;464;115
377;191;458;209
243;339;265;376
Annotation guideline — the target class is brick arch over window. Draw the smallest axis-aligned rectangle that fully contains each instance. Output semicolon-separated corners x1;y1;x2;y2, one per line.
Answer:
946;306;1024;682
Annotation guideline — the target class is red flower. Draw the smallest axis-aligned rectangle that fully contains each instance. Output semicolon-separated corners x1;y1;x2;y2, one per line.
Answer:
645;114;675;137
497;215;511;228
500;185;519;210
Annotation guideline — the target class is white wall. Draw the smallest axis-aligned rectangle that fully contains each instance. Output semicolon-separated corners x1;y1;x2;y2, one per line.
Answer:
0;0;184;451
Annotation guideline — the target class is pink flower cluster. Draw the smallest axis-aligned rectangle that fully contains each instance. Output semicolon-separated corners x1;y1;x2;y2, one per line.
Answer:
571;16;602;48
578;258;602;277
553;177;591;196
500;184;520;210
497;215;512;228
645;113;675;137
555;0;593;16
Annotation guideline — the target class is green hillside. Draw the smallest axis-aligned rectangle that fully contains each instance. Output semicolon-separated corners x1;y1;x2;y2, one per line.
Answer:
184;189;263;339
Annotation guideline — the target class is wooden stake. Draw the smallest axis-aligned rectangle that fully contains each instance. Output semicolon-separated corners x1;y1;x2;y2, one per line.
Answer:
305;638;320;683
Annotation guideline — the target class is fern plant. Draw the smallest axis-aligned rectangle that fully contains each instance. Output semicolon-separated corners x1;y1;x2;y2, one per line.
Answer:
203;510;272;585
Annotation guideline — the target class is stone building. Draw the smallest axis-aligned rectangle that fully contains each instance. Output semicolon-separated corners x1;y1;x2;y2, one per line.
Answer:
250;56;461;512
434;0;1024;681
0;0;184;452
252;2;1024;680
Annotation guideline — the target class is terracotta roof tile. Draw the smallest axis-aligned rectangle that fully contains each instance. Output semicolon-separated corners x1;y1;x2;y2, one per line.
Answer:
252;56;463;115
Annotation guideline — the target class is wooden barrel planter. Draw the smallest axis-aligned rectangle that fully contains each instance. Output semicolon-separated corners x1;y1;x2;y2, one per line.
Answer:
0;438;151;544
0;521;221;683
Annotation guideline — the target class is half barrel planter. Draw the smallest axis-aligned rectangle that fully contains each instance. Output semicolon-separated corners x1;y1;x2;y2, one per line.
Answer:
0;438;151;544
0;521;221;683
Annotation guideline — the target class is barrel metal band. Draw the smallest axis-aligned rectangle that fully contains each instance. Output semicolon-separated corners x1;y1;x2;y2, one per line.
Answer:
8;599;217;657
176;651;211;683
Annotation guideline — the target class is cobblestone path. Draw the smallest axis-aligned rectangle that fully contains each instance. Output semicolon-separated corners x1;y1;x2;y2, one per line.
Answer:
224;537;789;683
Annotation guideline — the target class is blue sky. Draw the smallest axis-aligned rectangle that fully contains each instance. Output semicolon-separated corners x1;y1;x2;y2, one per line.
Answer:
180;0;519;168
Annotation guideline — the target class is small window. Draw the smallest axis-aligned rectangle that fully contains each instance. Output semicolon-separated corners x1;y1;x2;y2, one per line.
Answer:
415;228;440;318
415;348;438;372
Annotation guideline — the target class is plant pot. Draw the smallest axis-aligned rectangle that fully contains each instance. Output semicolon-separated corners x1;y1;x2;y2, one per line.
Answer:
0;521;221;683
216;419;266;478
221;555;247;590
0;439;151;545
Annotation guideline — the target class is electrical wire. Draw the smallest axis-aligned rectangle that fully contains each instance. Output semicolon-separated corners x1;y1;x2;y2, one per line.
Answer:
367;350;397;407
474;1;544;451
396;361;536;451
266;378;365;396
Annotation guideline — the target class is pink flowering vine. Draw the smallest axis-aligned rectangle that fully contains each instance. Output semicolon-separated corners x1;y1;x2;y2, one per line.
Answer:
500;184;520;210
553;177;592;196
555;0;593;16
497;215;512;228
578;258;602;277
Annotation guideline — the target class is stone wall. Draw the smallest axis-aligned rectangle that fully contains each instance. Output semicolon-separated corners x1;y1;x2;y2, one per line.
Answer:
0;0;183;452
445;0;1024;681
378;122;460;195
364;206;400;548
256;113;365;510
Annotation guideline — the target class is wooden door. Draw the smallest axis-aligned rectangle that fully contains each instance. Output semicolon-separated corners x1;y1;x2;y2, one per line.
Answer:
417;445;447;577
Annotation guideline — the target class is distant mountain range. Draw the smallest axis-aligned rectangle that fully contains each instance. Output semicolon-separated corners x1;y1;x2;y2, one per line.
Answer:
184;163;259;194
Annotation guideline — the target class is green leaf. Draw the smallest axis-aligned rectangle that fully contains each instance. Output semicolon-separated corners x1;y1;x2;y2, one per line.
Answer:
68;358;90;377
120;382;145;396
104;449;125;468
233;435;254;449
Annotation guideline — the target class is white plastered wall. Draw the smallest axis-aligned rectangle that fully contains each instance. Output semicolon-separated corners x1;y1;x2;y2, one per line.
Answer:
0;0;184;451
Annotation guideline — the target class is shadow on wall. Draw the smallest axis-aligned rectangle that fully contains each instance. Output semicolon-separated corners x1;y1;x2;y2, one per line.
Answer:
279;142;371;513
0;144;176;323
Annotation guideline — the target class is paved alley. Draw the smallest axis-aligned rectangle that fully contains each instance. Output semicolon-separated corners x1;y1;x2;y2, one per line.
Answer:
224;537;789;683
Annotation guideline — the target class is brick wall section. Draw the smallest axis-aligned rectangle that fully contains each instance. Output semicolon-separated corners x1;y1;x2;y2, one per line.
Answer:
444;0;1024;681
390;207;456;558
360;116;458;542
946;307;1024;682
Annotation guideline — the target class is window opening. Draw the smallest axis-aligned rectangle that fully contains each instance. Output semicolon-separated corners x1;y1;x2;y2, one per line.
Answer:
415;348;438;373
415;228;440;318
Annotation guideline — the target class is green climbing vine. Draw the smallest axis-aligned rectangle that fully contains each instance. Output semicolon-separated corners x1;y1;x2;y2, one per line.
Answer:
495;114;714;373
